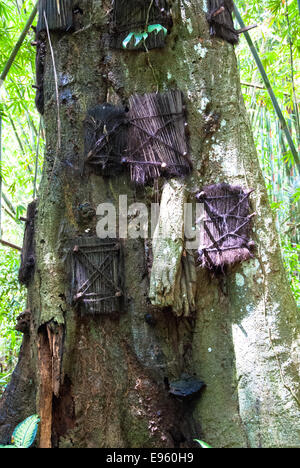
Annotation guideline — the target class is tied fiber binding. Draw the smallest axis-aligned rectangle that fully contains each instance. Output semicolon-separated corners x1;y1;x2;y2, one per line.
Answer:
84;104;129;176
67;237;124;316
197;183;256;272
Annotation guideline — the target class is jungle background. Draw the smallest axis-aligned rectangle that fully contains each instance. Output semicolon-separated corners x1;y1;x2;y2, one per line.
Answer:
0;0;299;395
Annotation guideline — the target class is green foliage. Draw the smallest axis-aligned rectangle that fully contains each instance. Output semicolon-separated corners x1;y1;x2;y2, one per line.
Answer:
0;0;43;207
122;24;167;48
12;415;40;448
0;248;24;395
123;31;148;48
194;439;212;448
0;0;42;394
236;0;300;306
0;415;40;449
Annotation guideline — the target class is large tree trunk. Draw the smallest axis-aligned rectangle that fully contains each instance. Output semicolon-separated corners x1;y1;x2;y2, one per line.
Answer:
0;0;299;448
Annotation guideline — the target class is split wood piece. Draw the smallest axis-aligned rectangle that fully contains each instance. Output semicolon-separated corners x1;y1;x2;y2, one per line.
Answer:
84;104;128;176
37;0;74;34
207;0;239;44
149;180;197;317
171;250;197;317
68;237;124;316
46;322;64;398
38;322;64;449
127;90;192;185
110;0;172;50
196;183;256;271
18;200;37;286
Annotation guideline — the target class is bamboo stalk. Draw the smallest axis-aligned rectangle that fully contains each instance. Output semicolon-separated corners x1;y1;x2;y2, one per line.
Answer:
0;3;38;88
241;81;290;97
11;80;38;137
2;205;18;222
234;4;300;173
0;239;22;252
7;112;26;156
2;191;16;215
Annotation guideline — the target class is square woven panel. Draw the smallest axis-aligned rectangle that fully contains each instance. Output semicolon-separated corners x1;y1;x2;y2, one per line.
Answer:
84;103;128;176
197;183;256;271
126;90;192;184
68;237;124;316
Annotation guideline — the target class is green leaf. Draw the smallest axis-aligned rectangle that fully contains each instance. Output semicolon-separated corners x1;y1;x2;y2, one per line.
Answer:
134;32;148;46
194;439;212;448
122;32;134;49
12;415;40;448
122;31;148;48
0;445;16;448
148;24;167;36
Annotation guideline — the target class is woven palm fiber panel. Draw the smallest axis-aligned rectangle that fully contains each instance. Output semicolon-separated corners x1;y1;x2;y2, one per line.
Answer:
207;0;239;44
197;184;255;270
35;35;46;115
110;0;172;50
127;90;192;185
37;0;73;33
68;237;124;316
19;200;37;286
84;103;128;176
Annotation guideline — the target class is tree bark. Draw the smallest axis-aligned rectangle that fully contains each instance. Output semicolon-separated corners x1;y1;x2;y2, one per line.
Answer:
0;0;299;448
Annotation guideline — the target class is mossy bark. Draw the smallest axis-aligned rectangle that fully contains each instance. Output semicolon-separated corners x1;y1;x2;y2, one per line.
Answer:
0;0;299;448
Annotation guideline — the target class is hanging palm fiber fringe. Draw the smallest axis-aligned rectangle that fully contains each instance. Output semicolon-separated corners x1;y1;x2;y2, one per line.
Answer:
110;0;172;50
37;0;74;33
19;200;37;286
34;34;46;115
126;90;192;185
67;237;124;316
197;184;256;271
207;0;239;44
